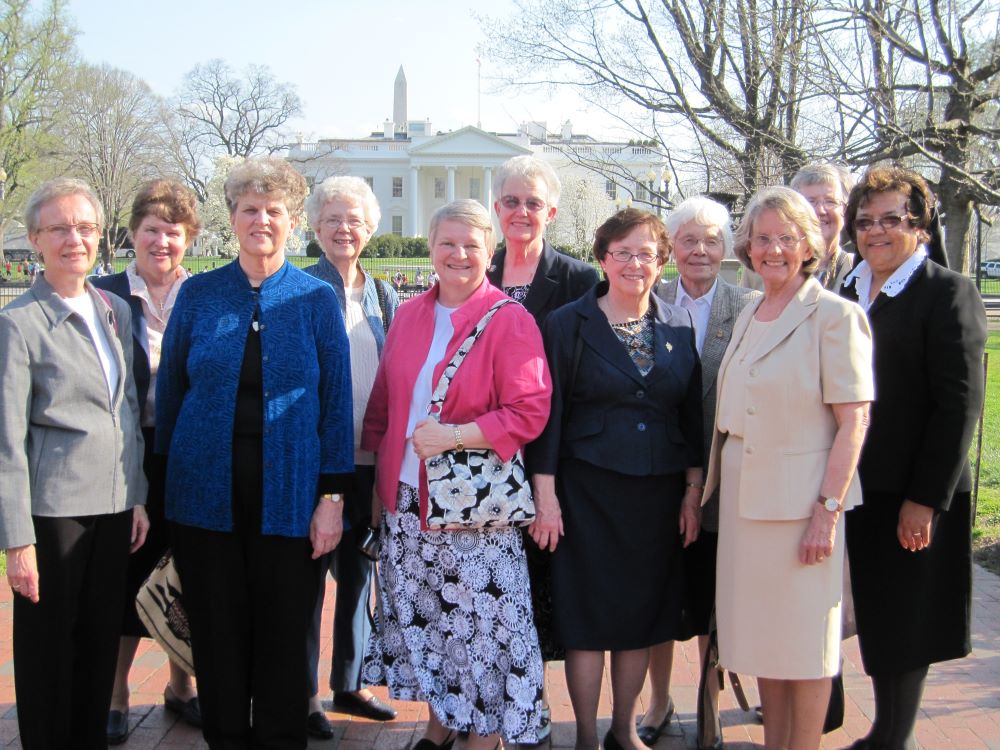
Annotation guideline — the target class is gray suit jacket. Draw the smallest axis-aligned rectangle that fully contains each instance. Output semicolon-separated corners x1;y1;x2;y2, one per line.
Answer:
0;274;147;549
656;277;760;531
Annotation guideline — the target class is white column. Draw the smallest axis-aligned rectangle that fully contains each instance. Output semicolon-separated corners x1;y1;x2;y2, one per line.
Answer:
447;166;456;202
484;166;493;209
409;166;420;236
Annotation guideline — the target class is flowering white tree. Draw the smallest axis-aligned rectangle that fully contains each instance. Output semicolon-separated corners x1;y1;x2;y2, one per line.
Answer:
548;175;614;259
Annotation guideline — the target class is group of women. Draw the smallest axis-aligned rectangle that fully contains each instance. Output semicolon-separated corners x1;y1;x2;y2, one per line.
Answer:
0;155;986;750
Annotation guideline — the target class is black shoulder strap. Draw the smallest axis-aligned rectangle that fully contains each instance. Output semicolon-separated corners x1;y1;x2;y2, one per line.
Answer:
373;278;390;334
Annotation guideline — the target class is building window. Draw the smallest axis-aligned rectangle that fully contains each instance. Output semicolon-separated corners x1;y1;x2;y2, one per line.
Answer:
392;177;403;198
469;177;480;201
391;215;403;236
636;181;649;201
606;179;617;200
304;230;316;241
434;177;445;199
363;176;374;189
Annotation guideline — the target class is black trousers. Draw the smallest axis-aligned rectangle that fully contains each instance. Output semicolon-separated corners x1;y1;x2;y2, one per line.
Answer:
13;511;133;750
172;436;321;750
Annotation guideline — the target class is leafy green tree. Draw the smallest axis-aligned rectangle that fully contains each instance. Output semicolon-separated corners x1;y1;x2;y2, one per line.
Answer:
0;0;75;263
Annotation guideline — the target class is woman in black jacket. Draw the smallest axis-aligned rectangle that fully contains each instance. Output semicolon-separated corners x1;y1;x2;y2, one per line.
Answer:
529;209;702;750
840;165;987;750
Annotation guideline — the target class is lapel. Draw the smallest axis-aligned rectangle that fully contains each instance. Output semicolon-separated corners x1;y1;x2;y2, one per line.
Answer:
107;272;149;357
646;295;691;389
700;280;737;397
744;277;821;365
578;287;647;387
521;241;560;318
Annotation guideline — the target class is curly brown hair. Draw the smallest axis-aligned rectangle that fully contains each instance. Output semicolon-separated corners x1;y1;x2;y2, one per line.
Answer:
129;179;202;242
844;165;935;246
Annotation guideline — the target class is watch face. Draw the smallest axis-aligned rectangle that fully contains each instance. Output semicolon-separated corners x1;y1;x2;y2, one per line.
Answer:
824;498;840;512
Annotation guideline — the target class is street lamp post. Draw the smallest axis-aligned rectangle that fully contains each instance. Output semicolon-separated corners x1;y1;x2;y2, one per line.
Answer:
0;168;7;270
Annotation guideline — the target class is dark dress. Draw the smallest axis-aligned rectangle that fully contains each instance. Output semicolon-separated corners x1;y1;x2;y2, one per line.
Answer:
92;271;167;638
529;285;702;650
489;241;599;660
841;258;987;675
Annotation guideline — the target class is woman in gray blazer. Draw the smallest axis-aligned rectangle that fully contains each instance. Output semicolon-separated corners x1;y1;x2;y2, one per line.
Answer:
0;178;148;750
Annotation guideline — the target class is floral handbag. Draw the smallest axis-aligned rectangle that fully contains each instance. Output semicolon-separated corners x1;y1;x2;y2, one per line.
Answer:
424;299;536;530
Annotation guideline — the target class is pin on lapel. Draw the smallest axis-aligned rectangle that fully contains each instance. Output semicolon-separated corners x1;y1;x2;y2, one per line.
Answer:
665;342;673;352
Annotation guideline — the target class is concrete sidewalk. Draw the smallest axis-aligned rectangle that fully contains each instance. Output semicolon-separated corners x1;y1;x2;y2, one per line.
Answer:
0;565;997;749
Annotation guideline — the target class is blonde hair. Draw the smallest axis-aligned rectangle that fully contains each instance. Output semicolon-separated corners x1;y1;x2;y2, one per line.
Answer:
733;187;825;275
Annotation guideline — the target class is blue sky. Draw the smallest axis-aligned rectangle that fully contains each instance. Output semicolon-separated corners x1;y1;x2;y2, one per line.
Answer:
67;0;623;140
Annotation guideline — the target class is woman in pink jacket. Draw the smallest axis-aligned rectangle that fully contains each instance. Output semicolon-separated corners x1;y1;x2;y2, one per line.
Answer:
360;200;552;750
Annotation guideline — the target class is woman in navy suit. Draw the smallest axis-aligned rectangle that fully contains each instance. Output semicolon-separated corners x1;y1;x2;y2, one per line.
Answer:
529;209;703;750
93;178;202;744
841;166;987;750
487;156;599;737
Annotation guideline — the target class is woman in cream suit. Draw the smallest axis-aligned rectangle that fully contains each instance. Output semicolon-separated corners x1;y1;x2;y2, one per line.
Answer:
705;187;873;750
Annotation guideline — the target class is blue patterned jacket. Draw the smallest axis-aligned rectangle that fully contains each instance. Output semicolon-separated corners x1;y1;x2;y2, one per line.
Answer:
156;260;353;537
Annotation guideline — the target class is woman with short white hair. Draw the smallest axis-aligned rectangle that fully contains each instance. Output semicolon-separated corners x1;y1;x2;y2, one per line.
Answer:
302;175;400;736
639;196;759;748
487;155;599;737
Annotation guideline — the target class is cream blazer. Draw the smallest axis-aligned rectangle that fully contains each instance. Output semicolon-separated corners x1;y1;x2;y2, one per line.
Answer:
703;277;874;521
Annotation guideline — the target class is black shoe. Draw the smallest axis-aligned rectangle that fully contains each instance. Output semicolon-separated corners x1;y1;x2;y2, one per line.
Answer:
413;731;457;750
604;729;627;750
333;690;398;721
697;736;723;750
636;697;675;747
164;691;203;728
307;711;335;740
107;709;129;746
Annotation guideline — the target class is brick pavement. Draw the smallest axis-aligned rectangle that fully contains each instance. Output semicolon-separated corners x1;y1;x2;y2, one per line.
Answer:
0;565;997;749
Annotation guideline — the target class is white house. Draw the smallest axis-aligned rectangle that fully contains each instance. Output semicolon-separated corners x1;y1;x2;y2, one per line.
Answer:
286;68;670;241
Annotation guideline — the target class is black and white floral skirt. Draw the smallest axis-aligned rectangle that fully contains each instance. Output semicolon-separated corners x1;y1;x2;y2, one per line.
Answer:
362;483;545;742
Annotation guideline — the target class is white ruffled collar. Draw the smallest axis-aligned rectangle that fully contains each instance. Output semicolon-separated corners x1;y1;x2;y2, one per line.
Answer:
844;246;927;311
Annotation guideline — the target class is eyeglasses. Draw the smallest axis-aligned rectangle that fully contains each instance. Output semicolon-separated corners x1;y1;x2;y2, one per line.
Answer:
750;234;802;251
853;215;909;233
39;222;100;239
499;196;547;212
321;217;366;230
678;236;723;251
805;197;844;211
607;250;659;264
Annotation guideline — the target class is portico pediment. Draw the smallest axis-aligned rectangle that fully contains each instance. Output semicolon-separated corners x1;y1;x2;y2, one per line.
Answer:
409;126;530;165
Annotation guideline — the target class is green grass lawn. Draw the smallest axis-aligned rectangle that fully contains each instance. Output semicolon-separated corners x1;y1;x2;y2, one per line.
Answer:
971;330;1000;573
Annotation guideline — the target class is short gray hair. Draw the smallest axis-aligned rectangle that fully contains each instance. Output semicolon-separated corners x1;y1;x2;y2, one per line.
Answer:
733;186;826;275
305;176;381;233
665;196;734;257
224;157;308;219
25;178;105;233
428;199;496;254
790;162;854;203
492;155;561;208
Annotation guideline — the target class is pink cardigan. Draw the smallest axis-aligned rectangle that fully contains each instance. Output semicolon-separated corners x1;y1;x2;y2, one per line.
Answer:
362;279;552;521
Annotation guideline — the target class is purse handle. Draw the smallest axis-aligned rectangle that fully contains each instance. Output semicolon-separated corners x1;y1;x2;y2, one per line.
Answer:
427;299;514;423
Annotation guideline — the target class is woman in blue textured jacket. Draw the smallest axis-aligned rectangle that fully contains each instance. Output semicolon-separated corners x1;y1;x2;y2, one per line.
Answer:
156;158;354;750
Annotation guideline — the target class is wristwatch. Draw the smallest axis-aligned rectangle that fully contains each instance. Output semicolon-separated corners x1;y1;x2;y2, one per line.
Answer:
819;496;843;512
453;425;465;452
319;493;343;504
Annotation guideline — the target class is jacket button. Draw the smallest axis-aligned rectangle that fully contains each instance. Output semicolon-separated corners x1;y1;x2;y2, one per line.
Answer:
637;422;646;432
636;390;645;399
746;406;756;415
430;404;441;414
262;355;269;362
749;367;758;377
745;446;754;454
